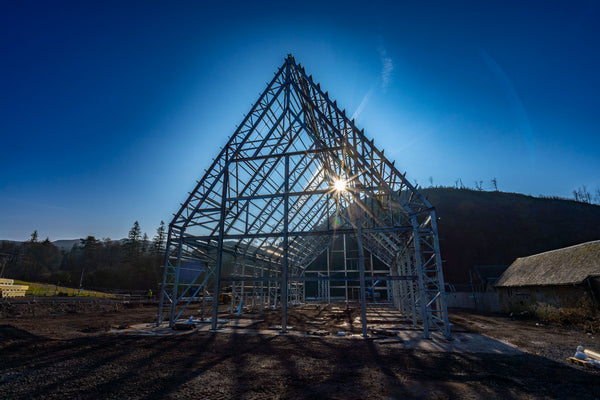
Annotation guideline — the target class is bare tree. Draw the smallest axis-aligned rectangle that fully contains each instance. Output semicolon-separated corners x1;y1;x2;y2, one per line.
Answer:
582;186;591;203
491;177;498;191
573;186;592;204
428;176;434;188
474;181;483;191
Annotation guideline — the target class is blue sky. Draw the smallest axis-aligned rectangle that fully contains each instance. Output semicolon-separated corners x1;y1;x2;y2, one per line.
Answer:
1;1;599;240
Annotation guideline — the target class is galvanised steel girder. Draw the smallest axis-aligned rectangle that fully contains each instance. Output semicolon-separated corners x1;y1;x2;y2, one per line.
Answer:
158;55;450;339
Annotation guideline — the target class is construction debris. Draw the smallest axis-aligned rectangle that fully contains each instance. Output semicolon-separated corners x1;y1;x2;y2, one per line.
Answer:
0;278;28;298
567;346;600;368
306;329;330;336
173;316;196;330
368;327;399;337
584;348;600;360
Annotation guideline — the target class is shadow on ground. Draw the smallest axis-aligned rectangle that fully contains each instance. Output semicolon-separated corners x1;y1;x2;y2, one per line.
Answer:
1;328;600;399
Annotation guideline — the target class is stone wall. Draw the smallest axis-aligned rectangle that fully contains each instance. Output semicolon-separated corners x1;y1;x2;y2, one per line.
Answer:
497;284;592;313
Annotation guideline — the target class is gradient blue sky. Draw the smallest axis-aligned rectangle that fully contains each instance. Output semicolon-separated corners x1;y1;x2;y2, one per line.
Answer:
1;1;599;240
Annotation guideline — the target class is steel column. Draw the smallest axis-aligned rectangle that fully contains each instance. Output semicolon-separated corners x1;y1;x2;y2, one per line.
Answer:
281;154;290;333
211;157;229;330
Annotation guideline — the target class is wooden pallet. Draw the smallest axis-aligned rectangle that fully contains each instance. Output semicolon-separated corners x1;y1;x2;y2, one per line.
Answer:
566;357;593;367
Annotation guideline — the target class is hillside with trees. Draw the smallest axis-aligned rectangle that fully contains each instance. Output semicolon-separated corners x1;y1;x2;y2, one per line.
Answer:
0;221;166;291
2;189;600;289
421;188;600;283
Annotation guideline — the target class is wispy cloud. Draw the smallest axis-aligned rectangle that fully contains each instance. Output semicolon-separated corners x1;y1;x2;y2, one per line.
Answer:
351;39;394;121
378;41;394;90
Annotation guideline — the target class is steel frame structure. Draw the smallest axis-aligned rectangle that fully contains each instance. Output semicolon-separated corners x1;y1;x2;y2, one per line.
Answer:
157;55;451;339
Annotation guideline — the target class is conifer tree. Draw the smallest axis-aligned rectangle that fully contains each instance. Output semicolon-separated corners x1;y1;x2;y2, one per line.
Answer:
142;233;149;254
125;221;142;258
152;220;166;255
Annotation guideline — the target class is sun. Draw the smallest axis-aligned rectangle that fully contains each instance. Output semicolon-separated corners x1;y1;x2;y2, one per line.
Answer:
333;178;347;192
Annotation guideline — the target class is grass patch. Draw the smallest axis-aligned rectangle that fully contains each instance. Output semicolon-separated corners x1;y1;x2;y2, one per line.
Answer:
12;280;114;298
531;299;600;333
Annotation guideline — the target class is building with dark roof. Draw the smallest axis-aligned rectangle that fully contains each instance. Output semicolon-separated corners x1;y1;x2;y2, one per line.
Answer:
471;265;509;292
495;240;600;312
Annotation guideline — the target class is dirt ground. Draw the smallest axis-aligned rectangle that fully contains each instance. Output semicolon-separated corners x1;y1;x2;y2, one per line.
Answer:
1;299;600;399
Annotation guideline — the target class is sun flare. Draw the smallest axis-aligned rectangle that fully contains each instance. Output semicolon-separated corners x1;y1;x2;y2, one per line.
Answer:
334;178;347;192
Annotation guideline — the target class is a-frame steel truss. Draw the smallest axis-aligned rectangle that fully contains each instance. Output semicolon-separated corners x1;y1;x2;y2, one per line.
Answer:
157;55;451;339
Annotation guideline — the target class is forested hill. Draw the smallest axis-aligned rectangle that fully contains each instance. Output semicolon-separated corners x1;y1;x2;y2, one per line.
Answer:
420;188;600;284
2;190;599;289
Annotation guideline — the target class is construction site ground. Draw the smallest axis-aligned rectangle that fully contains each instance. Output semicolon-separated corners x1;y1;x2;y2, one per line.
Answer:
1;300;599;399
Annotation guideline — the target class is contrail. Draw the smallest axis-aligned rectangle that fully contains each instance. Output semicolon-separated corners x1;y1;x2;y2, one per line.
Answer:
479;48;536;167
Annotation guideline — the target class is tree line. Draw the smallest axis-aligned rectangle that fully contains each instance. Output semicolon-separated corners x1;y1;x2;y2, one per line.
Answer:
0;221;167;291
572;185;600;205
424;177;600;206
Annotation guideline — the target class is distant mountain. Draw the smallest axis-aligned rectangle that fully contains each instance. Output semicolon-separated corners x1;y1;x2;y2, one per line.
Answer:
0;239;125;251
420;188;600;284
52;239;81;251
